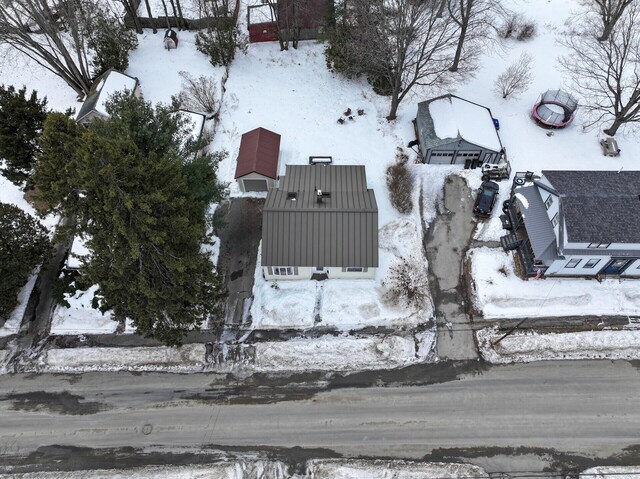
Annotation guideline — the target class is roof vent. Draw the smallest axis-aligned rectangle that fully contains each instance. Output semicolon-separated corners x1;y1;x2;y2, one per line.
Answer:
287;192;297;200
316;189;323;203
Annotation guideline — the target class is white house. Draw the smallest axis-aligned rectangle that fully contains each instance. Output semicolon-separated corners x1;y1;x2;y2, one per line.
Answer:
261;164;378;280
503;170;640;277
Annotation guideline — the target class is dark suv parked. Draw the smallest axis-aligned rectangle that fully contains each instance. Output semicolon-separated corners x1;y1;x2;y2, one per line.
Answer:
473;181;499;217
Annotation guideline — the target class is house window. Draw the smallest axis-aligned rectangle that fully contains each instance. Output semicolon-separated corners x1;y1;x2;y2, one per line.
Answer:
544;195;553;210
588;243;610;249
273;267;294;276
346;267;364;272
584;259;600;268
565;258;581;268
551;213;559;227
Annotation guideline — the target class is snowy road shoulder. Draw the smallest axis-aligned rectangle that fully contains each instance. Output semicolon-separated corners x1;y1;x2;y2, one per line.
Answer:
477;327;640;363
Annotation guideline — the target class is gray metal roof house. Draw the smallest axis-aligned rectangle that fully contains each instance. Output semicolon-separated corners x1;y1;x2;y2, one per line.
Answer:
414;94;503;167
504;170;640;277
76;69;140;126
261;165;378;280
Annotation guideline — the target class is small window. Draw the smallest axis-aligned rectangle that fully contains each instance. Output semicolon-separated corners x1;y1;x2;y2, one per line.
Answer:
346;267;364;273
584;259;600;268
551;213;559;227
565;258;581;268
274;267;294;276
588;243;611;249
544;195;553;210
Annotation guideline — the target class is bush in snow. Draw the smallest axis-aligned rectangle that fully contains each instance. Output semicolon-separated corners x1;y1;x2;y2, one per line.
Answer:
500;14;536;41
174;72;221;117
494;52;534;99
0;203;51;322
382;255;430;310
195;17;247;68
86;6;138;78
386;148;414;214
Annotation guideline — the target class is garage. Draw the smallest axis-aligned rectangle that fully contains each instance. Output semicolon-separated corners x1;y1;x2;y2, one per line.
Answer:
242;178;269;192
234;127;281;193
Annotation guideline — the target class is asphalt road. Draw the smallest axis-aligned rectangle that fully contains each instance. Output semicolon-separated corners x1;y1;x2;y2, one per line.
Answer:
1;360;640;462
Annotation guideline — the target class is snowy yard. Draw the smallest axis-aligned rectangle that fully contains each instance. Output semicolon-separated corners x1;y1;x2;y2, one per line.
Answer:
469;247;640;320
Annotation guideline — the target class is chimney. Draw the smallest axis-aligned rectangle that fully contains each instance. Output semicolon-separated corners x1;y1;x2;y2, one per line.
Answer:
316;188;323;203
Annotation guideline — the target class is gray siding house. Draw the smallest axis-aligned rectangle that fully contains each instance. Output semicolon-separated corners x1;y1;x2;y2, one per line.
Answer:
414;94;503;167
504;170;640;277
262;165;378;280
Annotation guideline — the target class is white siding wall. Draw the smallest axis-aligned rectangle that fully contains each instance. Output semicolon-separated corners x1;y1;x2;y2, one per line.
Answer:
263;266;376;280
565;242;640;251
546;255;613;276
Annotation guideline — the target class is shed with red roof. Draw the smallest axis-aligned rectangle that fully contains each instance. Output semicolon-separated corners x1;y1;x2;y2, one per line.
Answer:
235;127;281;192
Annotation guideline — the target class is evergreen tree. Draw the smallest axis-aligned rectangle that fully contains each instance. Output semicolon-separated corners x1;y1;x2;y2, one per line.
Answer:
35;95;226;345
0;85;48;186
0;203;51;321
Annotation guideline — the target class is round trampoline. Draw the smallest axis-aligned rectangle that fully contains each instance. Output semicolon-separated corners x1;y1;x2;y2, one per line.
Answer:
532;89;577;128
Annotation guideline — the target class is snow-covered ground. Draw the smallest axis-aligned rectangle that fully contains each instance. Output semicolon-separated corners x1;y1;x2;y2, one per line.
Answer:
38;330;435;373
0;272;37;338
581;467;640;479
470;248;640;319
0;459;489;479
477;328;640;363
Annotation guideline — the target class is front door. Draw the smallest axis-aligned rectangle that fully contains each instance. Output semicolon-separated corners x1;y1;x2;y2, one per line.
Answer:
599;258;632;275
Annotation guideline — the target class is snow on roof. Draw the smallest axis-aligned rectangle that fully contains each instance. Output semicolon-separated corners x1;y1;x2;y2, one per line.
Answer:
428;96;502;151
95;71;138;117
180;110;205;142
67;236;89;269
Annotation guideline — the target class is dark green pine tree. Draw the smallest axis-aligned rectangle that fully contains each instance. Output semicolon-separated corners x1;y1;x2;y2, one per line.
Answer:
0;85;48;186
0;203;51;321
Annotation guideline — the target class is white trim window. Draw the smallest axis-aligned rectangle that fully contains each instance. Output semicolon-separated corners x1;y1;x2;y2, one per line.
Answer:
584;259;600;268
273;267;294;276
551;213;559;227
588;243;610;249
544;195;553;210
565;258;581;268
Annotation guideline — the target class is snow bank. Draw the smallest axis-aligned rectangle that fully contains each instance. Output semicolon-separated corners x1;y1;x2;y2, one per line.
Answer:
50;285;118;335
43;344;206;373
253;332;435;373
308;459;489;479
581;467;640;479
469;247;640;319
478;328;640;364
3;461;289;479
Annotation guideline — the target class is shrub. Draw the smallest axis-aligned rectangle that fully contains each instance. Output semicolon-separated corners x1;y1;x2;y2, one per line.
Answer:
500;14;536;41
195;18;247;68
173;72;220;117
517;21;536;41
87;10;138;78
382;256;430;310
386;148;414;214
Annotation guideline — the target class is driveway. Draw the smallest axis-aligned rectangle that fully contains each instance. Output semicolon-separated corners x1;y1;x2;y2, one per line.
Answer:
214;197;264;328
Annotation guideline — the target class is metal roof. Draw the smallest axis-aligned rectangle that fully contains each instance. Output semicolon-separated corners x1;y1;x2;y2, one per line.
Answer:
262;165;378;267
513;185;558;261
234;127;281;179
541;170;640;244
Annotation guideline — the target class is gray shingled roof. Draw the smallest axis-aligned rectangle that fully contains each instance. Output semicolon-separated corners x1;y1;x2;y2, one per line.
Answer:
541;170;640;244
262;165;378;267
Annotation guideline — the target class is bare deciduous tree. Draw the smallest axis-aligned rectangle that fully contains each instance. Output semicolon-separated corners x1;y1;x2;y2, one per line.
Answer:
494;52;534;99
581;0;635;42
446;0;506;72
174;71;220;117
0;0;94;96
333;0;460;121
560;5;640;136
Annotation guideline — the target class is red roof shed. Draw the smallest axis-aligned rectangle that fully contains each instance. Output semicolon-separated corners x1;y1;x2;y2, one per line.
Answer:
234;127;281;192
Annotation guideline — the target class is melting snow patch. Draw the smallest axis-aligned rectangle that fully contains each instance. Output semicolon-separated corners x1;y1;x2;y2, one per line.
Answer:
307;459;489;479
